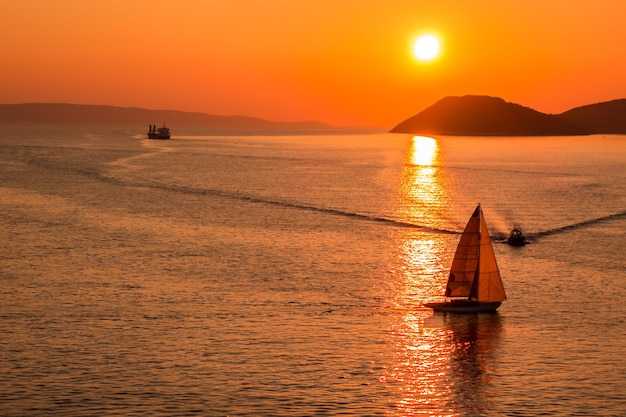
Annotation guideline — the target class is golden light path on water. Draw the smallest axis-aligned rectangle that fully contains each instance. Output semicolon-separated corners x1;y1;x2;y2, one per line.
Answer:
382;136;503;415
398;136;454;228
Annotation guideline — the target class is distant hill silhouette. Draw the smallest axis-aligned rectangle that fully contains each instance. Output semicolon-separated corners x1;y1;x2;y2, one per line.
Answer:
557;99;626;134
391;96;589;136
0;103;347;133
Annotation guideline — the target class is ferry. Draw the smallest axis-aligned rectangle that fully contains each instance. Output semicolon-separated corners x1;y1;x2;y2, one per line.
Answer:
147;124;170;139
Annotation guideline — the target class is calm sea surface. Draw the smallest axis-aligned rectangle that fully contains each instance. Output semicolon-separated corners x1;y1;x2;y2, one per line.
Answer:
1;125;625;416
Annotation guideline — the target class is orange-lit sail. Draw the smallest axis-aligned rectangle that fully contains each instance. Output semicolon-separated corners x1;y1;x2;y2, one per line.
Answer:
445;205;506;302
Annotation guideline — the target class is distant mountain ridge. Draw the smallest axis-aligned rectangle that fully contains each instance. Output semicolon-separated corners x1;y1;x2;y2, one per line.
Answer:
4;99;625;135
391;95;626;136
0;103;337;132
558;99;626;134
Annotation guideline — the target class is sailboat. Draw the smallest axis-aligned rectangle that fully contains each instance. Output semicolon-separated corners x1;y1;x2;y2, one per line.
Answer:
425;204;507;313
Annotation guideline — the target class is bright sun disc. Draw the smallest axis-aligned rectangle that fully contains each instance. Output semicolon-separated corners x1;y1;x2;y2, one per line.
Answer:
413;35;440;61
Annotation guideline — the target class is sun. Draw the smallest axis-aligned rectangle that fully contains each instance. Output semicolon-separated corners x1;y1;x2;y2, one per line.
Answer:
413;35;440;61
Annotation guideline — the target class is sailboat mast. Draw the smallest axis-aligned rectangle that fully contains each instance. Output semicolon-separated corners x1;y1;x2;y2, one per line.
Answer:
469;204;482;300
477;204;481;274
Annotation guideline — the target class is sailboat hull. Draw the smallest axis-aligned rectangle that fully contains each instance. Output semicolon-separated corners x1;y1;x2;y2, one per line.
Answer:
424;301;502;313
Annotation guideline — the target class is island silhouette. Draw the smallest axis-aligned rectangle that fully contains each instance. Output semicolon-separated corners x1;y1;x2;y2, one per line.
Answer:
391;95;626;136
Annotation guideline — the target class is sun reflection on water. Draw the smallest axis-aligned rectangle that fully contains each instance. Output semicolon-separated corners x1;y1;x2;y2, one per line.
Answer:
409;136;438;167
384;232;455;416
399;136;453;228
382;136;503;415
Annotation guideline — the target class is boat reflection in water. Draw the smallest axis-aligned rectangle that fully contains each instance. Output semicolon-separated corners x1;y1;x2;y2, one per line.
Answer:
383;136;504;415
436;313;503;415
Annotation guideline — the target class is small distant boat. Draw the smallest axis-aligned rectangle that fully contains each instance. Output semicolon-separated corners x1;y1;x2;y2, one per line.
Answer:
147;124;170;139
425;204;507;313
507;224;527;246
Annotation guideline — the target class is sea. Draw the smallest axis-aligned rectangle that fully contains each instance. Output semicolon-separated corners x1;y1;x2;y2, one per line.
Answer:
1;124;625;416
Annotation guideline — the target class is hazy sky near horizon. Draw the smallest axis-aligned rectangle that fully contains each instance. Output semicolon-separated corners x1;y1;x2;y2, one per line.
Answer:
3;0;626;127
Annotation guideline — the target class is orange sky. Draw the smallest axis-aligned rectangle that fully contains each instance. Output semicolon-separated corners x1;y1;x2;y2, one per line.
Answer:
3;0;626;127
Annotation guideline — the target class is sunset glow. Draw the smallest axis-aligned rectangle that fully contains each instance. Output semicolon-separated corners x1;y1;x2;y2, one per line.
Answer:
2;1;626;127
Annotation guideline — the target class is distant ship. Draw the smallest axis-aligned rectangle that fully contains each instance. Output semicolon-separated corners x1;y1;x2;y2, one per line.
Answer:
147;124;170;139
